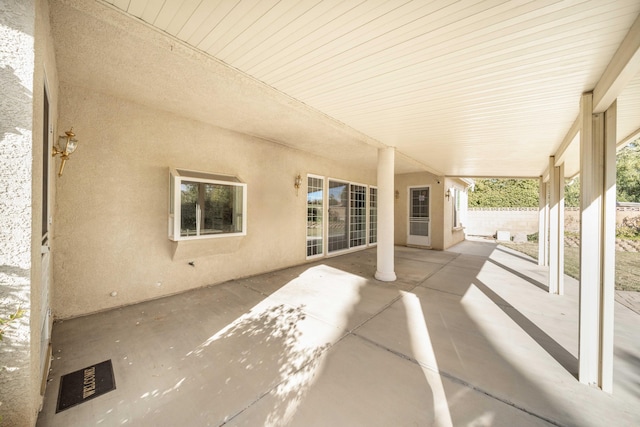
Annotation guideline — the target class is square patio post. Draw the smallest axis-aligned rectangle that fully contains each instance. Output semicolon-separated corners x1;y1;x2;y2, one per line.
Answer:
538;176;549;266
548;157;565;295
578;93;616;393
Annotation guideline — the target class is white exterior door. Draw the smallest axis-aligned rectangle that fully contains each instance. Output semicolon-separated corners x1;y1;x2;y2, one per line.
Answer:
407;186;431;246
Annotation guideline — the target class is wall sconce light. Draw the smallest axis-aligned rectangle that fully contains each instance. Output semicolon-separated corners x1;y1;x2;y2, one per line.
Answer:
52;128;79;176
294;174;302;196
445;188;451;200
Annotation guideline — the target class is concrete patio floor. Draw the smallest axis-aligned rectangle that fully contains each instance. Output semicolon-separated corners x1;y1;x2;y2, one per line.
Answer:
36;241;640;426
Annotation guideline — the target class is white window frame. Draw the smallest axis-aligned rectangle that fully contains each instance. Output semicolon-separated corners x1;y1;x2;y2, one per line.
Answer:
368;186;378;246
309;176;375;258
169;168;247;241
349;182;368;249
452;187;462;229
327;178;351;255
407;185;431;247
306;174;325;259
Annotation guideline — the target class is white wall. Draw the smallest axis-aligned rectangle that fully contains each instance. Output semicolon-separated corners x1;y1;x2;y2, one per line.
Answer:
465;208;543;236
53;83;376;319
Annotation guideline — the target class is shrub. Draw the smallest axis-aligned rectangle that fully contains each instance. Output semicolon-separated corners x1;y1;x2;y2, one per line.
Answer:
617;216;640;240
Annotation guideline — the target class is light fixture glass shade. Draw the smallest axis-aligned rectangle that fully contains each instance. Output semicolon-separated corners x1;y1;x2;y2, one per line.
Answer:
57;135;66;151
66;138;78;154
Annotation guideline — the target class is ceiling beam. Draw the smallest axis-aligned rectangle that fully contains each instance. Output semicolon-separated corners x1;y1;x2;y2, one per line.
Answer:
445;175;539;179
545;13;640;178
554;117;580;167
593;13;640;113
542;168;550;183
617;126;640;149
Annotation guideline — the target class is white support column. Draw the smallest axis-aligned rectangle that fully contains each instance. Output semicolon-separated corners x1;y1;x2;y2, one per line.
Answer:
375;147;396;282
579;93;617;393
548;158;565;295
537;176;548;266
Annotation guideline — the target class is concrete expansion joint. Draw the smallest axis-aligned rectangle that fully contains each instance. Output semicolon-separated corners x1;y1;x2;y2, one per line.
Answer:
222;336;341;426
347;294;405;335
414;253;461;289
407;252;464;296
352;332;566;427
240;282;271;298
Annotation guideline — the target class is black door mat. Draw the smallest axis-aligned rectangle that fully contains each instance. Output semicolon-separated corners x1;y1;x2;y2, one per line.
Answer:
56;359;116;413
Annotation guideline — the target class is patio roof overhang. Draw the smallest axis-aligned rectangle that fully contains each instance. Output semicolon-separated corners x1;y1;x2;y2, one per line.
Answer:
52;0;640;179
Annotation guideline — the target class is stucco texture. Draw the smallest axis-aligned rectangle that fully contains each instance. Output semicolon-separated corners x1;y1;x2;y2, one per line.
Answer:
392;174;467;250
1;1;36;425
53;82;375;319
1;0;59;425
394;172;445;249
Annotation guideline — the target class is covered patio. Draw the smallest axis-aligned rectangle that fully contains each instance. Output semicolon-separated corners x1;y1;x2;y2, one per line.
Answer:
3;1;640;424
36;242;640;426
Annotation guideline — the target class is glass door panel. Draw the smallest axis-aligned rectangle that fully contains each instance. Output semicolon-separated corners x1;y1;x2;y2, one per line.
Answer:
349;184;367;248
307;176;324;257
328;180;349;252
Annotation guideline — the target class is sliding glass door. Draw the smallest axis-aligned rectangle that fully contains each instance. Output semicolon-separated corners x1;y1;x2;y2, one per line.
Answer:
328;180;349;252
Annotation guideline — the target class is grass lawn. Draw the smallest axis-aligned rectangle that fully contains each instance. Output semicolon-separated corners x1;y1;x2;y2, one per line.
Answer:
500;241;640;292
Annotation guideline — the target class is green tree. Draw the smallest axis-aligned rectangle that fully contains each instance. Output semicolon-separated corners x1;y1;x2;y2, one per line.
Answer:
468;178;539;207
565;142;639;207
617;143;640;203
565;177;580;207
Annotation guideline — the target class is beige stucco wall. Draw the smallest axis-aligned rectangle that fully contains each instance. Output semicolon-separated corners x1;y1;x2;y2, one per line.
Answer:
442;177;467;249
393;172;445;249
53;82;376;319
0;0;58;424
393;174;468;250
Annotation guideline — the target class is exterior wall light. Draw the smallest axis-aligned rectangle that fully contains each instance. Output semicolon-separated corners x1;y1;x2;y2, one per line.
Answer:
52;128;79;176
294;174;302;195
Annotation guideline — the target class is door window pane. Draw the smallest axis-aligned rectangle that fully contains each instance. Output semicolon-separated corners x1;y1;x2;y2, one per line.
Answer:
369;187;377;244
42;87;49;240
350;184;366;248
411;187;429;218
409;187;430;238
307;176;324;257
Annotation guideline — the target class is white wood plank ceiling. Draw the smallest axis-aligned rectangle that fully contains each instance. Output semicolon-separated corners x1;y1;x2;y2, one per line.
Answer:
101;0;640;177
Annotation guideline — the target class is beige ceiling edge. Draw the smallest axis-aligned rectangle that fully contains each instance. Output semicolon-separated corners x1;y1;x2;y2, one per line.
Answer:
53;0;395;170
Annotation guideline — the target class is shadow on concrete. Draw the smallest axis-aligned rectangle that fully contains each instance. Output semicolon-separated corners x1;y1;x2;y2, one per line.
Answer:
487;257;549;292
473;279;578;377
496;246;538;264
37;244;611;426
